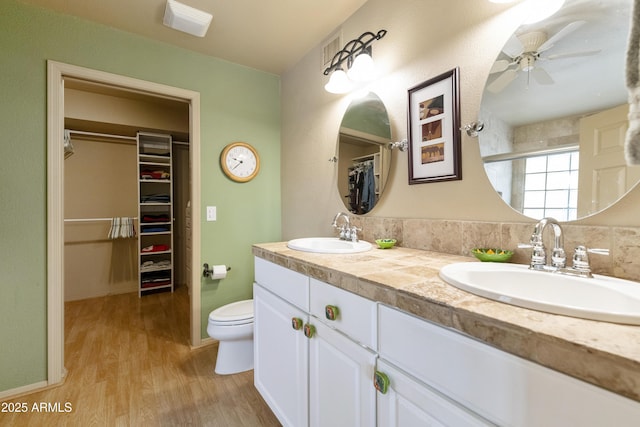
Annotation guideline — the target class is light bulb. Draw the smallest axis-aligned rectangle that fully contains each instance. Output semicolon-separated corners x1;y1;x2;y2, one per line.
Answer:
324;69;353;94
347;53;375;82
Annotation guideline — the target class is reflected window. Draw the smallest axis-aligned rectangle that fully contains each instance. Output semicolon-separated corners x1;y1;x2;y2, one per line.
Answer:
522;152;579;221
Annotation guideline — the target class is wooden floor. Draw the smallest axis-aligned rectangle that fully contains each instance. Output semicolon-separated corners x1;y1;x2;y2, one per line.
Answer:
2;287;280;426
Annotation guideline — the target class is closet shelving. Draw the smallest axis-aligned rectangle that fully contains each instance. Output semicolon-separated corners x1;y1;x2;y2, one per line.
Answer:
137;132;173;296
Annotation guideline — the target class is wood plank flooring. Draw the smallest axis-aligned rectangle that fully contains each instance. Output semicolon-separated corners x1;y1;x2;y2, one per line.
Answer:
2;287;280;426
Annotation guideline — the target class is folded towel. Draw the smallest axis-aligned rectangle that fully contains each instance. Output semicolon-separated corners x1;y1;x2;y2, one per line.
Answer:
625;0;640;164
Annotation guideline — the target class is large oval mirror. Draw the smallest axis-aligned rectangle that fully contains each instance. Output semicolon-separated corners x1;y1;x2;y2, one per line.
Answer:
337;92;392;214
479;0;636;221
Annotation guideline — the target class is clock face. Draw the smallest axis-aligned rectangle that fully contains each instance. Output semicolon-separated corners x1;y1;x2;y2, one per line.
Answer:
221;142;260;182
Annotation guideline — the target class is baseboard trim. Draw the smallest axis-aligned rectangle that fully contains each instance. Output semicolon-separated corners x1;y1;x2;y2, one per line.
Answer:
191;336;218;349
0;380;50;400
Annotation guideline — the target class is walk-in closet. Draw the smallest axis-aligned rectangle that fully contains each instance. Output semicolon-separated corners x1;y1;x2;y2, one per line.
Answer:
62;79;191;302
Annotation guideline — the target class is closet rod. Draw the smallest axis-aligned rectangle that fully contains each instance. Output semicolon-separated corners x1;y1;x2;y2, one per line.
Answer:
68;129;189;146
64;217;138;223
67;129;136;141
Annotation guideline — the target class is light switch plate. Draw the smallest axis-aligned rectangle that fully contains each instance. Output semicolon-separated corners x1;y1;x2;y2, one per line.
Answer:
206;206;217;221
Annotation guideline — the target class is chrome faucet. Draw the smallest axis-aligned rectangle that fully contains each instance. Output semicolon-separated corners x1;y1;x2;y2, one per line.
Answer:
331;212;360;242
520;217;566;271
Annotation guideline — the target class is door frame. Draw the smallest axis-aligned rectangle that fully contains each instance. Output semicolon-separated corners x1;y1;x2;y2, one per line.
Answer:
46;60;203;385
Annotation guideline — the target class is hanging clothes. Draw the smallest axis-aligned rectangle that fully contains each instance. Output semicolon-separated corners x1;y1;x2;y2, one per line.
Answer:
347;160;376;214
361;163;376;213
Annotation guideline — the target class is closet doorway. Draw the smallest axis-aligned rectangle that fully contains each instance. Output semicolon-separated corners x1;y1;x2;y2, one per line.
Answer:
47;61;203;386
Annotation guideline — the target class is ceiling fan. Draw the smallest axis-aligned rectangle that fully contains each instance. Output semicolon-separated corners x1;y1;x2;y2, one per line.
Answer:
487;20;600;93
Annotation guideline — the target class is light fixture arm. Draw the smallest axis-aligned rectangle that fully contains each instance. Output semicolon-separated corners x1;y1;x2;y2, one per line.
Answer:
323;30;387;76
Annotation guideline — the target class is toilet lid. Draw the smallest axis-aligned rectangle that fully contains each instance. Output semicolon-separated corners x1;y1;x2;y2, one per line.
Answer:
209;299;254;322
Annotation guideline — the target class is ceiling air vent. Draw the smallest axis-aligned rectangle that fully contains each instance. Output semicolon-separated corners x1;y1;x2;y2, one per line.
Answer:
322;32;342;71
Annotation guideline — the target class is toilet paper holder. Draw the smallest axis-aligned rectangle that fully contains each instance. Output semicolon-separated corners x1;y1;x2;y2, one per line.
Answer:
203;263;231;278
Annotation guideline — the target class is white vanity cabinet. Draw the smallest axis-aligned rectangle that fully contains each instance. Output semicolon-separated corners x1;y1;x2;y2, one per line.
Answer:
254;258;310;427
378;304;640;427
254;259;377;427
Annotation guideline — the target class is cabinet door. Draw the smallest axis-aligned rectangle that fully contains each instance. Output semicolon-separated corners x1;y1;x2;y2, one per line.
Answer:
376;360;493;427
254;284;308;427
308;320;376;427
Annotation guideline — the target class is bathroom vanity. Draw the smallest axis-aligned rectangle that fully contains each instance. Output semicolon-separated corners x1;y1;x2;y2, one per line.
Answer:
253;242;640;426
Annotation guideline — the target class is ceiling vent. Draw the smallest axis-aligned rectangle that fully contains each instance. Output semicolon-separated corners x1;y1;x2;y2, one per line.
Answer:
322;32;342;71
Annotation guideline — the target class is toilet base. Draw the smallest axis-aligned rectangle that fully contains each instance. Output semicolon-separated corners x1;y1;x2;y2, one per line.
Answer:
215;339;254;375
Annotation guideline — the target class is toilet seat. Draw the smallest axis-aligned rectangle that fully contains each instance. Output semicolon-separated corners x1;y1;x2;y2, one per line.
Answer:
209;299;254;326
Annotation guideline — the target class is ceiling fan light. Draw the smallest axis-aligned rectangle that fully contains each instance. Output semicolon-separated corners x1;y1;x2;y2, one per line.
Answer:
163;0;213;37
325;69;353;94
347;53;375;82
522;0;565;24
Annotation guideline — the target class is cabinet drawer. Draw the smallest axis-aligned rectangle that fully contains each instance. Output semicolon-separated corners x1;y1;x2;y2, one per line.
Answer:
378;305;640;426
254;257;309;310
309;278;376;349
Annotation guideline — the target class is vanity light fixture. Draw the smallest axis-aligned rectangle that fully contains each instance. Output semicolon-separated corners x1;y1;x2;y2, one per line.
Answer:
163;0;213;37
323;30;387;94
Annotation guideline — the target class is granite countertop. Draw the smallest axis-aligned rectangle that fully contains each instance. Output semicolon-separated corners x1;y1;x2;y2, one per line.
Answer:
252;241;640;403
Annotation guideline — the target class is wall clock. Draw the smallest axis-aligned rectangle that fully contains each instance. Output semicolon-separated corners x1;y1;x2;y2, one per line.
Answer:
220;142;260;182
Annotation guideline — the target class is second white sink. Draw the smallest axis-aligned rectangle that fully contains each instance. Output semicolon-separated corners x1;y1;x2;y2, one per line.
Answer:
287;237;372;254
439;262;640;325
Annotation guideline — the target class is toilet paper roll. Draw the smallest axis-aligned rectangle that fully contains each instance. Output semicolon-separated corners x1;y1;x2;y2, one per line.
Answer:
211;264;228;280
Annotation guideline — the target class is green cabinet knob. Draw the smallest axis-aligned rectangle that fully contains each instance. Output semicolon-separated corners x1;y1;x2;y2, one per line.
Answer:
374;371;390;394
291;317;303;331
325;305;340;321
303;323;316;339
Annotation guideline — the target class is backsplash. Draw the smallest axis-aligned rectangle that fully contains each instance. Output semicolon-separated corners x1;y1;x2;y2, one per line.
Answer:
350;216;640;283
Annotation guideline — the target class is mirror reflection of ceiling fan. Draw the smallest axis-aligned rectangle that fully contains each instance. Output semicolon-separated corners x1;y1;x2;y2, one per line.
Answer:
487;20;601;93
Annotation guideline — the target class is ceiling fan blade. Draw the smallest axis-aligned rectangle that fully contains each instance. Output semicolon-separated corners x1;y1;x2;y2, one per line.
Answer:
487;69;518;93
546;49;601;60
538;20;586;52
490;59;513;74
502;34;524;58
531;67;554;85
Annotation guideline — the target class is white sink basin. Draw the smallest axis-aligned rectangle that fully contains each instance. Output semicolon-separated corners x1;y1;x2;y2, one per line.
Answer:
439;262;640;325
287;237;372;254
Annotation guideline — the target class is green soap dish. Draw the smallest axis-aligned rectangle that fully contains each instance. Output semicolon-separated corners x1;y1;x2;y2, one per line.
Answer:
376;239;397;249
471;248;513;262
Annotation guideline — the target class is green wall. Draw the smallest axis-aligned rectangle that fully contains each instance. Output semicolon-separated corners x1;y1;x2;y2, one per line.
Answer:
0;0;281;393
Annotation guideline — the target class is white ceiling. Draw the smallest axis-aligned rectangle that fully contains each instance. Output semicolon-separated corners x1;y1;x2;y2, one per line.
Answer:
18;0;368;75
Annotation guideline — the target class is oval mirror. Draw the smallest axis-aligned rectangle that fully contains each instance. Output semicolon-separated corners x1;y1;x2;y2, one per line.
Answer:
479;0;635;221
337;92;392;214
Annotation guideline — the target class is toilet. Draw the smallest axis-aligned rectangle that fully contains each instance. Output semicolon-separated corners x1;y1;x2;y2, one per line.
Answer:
207;299;254;375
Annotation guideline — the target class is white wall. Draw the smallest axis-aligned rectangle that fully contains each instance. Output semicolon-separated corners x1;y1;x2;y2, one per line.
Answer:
281;0;640;239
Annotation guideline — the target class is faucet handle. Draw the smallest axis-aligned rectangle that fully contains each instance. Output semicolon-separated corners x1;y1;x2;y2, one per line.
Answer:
349;226;362;242
518;242;546;269
571;246;609;276
339;225;348;239
587;248;610;256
